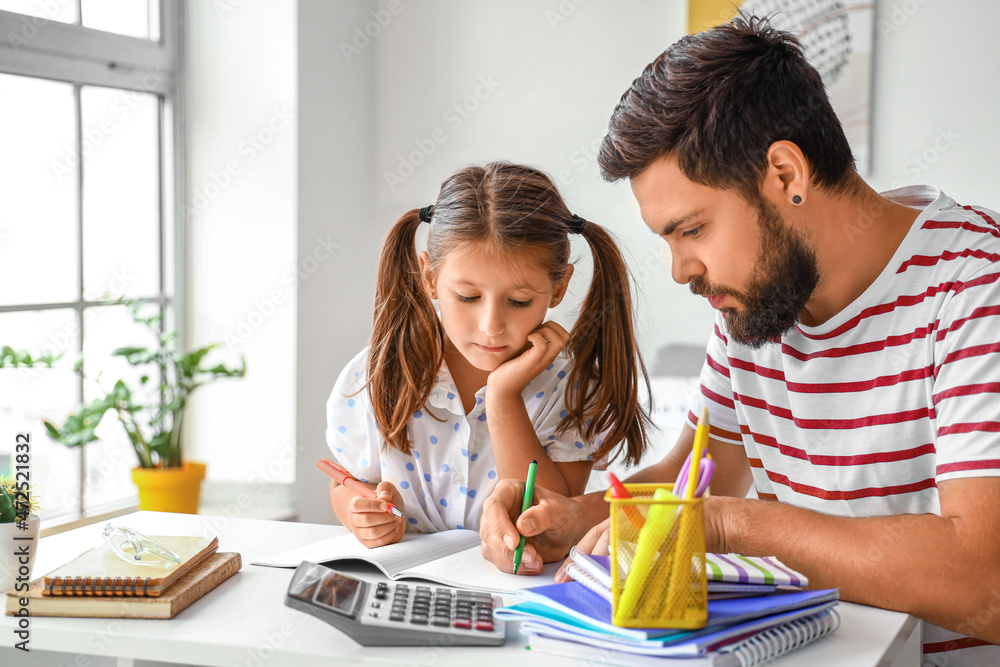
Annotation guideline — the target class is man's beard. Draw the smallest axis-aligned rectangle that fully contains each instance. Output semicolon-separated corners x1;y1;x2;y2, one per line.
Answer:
690;197;821;349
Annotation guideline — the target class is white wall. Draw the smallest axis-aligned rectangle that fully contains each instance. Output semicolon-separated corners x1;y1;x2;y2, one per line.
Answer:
185;2;296;485
866;1;1000;204
295;1;379;523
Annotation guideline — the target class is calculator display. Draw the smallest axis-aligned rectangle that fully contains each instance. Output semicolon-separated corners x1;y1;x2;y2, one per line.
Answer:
313;571;363;616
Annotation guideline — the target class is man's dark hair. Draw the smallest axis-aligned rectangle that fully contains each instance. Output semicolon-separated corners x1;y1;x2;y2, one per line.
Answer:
598;14;856;201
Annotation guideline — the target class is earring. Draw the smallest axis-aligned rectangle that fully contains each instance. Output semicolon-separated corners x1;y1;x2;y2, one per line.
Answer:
792;195;803;205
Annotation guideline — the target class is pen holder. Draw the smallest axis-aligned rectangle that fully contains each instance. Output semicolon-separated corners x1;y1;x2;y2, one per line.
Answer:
605;483;707;629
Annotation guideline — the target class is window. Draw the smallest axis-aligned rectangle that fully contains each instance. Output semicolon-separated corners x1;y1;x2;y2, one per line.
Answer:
0;1;183;524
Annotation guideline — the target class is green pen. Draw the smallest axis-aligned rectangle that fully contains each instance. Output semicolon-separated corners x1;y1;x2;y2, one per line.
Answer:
512;459;539;575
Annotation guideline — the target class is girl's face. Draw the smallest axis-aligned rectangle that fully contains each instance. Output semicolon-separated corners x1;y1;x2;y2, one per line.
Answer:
420;246;571;373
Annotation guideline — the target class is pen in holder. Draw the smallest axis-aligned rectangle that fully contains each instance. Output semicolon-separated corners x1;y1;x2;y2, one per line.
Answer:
103;524;181;569
605;483;707;629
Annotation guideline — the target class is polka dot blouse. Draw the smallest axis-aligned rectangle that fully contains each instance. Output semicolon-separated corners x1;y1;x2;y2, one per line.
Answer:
325;348;600;532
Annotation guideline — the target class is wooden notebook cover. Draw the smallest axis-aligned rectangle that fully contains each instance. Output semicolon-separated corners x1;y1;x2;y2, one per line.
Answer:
7;551;241;619
42;535;219;597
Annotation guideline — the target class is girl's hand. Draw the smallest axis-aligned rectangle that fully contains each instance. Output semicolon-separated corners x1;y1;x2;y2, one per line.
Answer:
348;481;406;548
487;321;570;398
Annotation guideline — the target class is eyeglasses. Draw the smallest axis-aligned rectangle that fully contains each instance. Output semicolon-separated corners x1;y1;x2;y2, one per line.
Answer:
102;524;181;569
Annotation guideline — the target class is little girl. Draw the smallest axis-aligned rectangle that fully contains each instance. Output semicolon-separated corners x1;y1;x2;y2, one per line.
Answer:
327;162;650;547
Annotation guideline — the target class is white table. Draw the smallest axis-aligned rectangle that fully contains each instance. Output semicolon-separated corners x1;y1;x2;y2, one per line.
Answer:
0;511;921;666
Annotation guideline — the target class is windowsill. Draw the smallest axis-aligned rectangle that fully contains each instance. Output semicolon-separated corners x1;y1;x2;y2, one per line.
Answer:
38;481;297;537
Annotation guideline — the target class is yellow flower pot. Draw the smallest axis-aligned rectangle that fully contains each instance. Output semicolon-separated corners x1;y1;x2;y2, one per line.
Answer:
131;461;207;514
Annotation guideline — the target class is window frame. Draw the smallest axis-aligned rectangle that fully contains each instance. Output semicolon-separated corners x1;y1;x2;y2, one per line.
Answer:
0;1;186;524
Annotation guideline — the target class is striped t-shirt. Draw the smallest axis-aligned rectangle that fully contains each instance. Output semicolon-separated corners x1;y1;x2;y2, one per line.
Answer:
688;186;1000;666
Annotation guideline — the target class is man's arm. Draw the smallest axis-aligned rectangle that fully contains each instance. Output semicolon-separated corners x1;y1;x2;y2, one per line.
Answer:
708;476;1000;643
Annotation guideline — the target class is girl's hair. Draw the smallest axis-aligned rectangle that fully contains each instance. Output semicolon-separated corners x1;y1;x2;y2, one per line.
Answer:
365;162;651;466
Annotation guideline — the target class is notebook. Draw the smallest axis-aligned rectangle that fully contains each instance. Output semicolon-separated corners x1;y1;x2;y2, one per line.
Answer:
567;552;781;601
526;606;840;665
506;581;839;641
7;552;241;619
42;535;219;597
705;553;808;587
251;529;559;595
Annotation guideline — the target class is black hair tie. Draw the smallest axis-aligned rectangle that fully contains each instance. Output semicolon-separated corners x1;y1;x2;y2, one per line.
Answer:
418;205;434;223
569;214;587;234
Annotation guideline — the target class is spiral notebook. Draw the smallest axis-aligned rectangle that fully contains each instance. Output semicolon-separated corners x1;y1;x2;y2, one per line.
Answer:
42;535;219;597
526;606;840;665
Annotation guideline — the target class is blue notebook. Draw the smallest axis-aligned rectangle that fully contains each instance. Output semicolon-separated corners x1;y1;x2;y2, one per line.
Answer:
521;603;840;657
512;581;839;641
525;605;841;663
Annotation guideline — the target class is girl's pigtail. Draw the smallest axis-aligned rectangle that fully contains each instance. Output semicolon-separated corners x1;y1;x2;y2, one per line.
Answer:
365;210;443;454
565;221;651;466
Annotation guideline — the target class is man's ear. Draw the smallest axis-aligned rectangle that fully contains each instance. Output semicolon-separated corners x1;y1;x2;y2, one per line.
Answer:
550;265;574;308
417;251;437;299
762;140;810;207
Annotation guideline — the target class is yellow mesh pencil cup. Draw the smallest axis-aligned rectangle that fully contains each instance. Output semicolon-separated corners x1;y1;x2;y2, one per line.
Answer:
605;483;707;628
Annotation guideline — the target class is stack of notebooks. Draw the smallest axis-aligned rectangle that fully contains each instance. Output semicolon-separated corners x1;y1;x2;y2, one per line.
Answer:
497;549;839;666
5;534;241;619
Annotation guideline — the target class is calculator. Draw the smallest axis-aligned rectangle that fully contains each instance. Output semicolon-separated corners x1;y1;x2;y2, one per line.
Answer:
284;561;506;646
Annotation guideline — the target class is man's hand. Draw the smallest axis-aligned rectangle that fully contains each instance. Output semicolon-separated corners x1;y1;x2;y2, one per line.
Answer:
554;518;610;582
347;481;406;548
479;478;588;574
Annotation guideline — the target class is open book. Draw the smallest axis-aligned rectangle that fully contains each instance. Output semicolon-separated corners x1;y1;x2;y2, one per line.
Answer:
251;529;559;595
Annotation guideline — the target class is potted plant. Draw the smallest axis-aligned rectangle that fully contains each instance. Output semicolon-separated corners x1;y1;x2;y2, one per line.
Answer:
0;475;41;594
4;299;245;513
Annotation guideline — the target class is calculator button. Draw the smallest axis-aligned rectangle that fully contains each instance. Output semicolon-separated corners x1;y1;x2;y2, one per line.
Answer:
475;621;494;632
431;616;450;626
371;602;381;609
389;613;405;622
410;614;428;625
453;618;472;629
374;590;387;600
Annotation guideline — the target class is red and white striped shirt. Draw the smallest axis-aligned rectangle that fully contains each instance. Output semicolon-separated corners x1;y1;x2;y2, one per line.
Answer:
689;186;1000;666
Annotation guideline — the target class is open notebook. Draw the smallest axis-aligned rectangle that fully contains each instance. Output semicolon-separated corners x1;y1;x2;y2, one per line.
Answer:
251;529;558;595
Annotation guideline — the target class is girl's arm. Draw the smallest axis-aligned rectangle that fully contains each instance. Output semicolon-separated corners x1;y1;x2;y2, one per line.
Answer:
486;392;592;495
487;321;591;495
329;479;406;548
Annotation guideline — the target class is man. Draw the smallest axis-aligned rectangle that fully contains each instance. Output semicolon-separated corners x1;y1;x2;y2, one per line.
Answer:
478;15;1000;665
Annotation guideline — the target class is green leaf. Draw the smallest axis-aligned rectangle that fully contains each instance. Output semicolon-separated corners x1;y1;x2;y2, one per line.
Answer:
44;381;132;448
177;344;218;378
149;431;173;458
111;346;162;366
